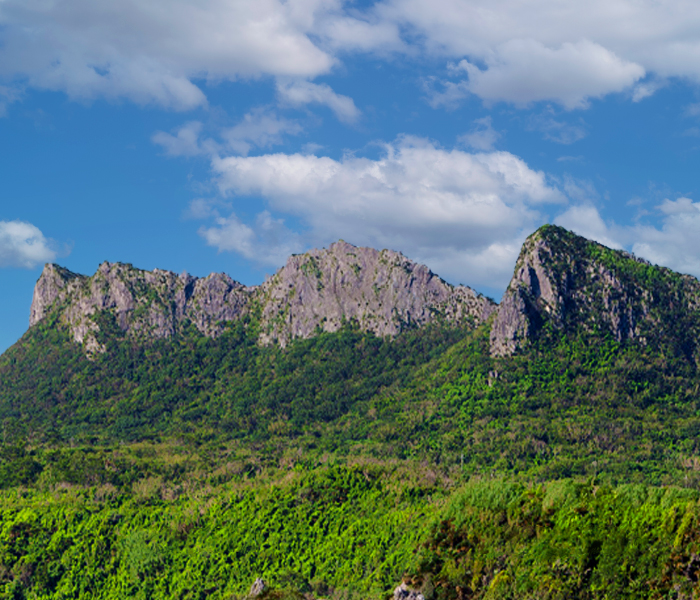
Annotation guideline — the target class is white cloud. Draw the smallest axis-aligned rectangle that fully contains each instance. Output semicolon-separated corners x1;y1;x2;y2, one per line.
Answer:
631;198;700;276
458;116;500;151
528;114;588;144
373;0;700;107
632;78;664;102
0;220;57;268
318;11;404;52
4;0;700;112
0;0;337;109
222;109;304;156
204;137;564;287
0;85;22;117
554;204;623;249
152;121;206;157
453;40;644;109
198;210;302;266
153;109;303;157
276;80;360;123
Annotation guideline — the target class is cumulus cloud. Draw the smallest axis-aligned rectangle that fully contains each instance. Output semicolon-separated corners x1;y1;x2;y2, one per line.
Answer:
631;198;700;277
554;204;623;249
451;40;644;109
276;80;360;123
3;0;700;112
203;137;564;287
375;0;700;107
222;109;304;155
196;209;302;266
316;8;404;52
0;220;57;268
152;121;207;157
0;0;337;109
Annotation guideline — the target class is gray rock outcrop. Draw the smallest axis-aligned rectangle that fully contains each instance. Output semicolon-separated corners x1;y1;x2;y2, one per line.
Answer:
29;261;254;353
393;582;425;600
29;241;495;353
257;241;495;346
248;578;266;598
490;225;700;356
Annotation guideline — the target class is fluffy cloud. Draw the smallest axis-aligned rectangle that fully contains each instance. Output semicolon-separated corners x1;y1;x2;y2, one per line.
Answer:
5;0;700;112
554;204;623;249
458;117;500;151
222;110;304;155
375;0;700;107
0;220;57;268
201;137;564;288
0;0;337;109
198;210;302;266
631;198;700;277
152;121;207;157
454;40;644;109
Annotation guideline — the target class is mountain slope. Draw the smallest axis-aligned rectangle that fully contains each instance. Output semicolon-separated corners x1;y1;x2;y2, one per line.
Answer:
3;225;700;483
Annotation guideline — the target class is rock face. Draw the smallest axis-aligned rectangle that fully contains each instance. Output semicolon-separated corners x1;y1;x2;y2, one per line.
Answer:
247;578;266;598
490;225;700;356
29;262;254;353
257;241;495;345
29;241;495;352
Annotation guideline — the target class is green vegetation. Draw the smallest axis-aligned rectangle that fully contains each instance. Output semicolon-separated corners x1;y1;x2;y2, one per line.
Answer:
5;228;700;597
0;464;441;599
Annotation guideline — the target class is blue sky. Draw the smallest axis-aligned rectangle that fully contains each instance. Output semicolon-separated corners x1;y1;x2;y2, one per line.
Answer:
2;0;700;352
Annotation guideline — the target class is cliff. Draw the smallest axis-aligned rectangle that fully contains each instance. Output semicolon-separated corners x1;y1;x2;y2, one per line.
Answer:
29;241;496;352
489;225;700;357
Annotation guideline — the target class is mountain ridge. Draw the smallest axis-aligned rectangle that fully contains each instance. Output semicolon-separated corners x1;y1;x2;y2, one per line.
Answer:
28;240;496;353
26;225;700;361
5;226;700;600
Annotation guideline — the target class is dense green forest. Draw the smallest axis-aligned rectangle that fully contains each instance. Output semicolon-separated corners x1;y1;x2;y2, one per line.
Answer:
4;227;700;598
2;318;700;598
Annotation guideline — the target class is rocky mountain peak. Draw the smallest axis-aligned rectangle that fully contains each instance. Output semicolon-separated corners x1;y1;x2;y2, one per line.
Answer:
489;225;700;356
29;241;495;353
29;264;85;327
257;241;495;345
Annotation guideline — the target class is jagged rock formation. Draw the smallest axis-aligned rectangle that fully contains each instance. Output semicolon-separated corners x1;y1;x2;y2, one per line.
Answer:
29;241;495;353
490;225;700;356
30;262;253;353
257;241;495;345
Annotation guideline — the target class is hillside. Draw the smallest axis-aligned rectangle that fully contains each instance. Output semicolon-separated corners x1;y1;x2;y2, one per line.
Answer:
3;225;700;599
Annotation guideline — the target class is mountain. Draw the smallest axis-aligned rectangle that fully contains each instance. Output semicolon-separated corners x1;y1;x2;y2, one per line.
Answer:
29;240;495;353
29;226;700;362
4;223;700;455
490;225;700;357
4;225;700;600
